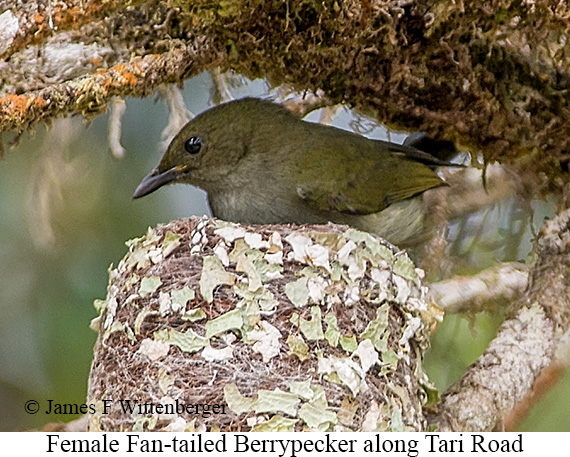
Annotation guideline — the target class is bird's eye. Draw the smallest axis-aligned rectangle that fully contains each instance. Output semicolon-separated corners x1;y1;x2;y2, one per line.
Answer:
184;136;202;155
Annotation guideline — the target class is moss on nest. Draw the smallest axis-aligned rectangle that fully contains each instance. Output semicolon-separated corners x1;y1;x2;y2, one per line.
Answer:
88;216;441;431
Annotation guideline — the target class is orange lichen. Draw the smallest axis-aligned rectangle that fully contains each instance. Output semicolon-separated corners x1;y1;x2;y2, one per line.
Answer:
0;95;32;117
103;77;113;91
120;72;138;85
67;7;81;27
53;6;65;25
34;12;44;24
33;96;49;109
105;64;140;86
50;4;81;28
86;1;112;16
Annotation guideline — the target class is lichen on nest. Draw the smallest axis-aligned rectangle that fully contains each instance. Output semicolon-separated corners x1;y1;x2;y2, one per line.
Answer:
88;216;441;432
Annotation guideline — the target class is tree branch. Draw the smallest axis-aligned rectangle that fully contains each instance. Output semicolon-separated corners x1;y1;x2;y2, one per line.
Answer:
1;0;570;190
0;40;213;132
428;262;529;314
427;208;570;431
0;0;149;60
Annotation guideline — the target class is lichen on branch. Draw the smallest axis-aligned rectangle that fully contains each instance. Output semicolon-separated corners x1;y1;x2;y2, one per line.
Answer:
0;0;570;191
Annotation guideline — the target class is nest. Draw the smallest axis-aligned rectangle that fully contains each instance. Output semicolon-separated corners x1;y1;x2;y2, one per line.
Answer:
87;216;440;431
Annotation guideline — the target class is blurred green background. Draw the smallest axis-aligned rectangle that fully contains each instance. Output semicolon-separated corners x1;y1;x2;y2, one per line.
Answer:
0;73;567;431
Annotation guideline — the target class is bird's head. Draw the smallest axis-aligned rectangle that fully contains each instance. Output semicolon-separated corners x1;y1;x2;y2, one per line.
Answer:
133;97;286;198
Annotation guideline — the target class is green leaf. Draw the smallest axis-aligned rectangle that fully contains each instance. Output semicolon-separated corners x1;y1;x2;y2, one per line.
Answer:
339;334;358;353
324;312;340;347
286;334;310;362
343;228;394;262
360;304;390;351
162;231;181;257
291;306;324;341
308;385;328;408
298;403;337;430
170;286;195;307
223;383;255;415
288;380;314;401
236;252;263;292
422;382;441;406
284;277;309;307
391;410;405;432
380;348;399;375
199;256;235;303
93;298;107;313
139;276;162;297
165;329;207;353
393;255;417;281
253;389;300;416
205;308;243;339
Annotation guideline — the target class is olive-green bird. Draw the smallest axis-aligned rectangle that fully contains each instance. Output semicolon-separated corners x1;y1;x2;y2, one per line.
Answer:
134;97;458;246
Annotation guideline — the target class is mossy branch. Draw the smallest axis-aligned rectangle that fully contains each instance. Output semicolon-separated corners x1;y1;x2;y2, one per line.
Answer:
1;0;570;190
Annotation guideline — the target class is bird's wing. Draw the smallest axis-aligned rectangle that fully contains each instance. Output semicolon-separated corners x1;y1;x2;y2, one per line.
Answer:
295;140;445;215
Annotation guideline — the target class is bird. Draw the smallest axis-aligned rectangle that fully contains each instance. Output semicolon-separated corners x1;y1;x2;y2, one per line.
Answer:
134;97;460;247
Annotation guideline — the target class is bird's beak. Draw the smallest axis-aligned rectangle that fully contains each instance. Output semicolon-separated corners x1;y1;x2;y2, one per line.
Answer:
133;165;188;199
